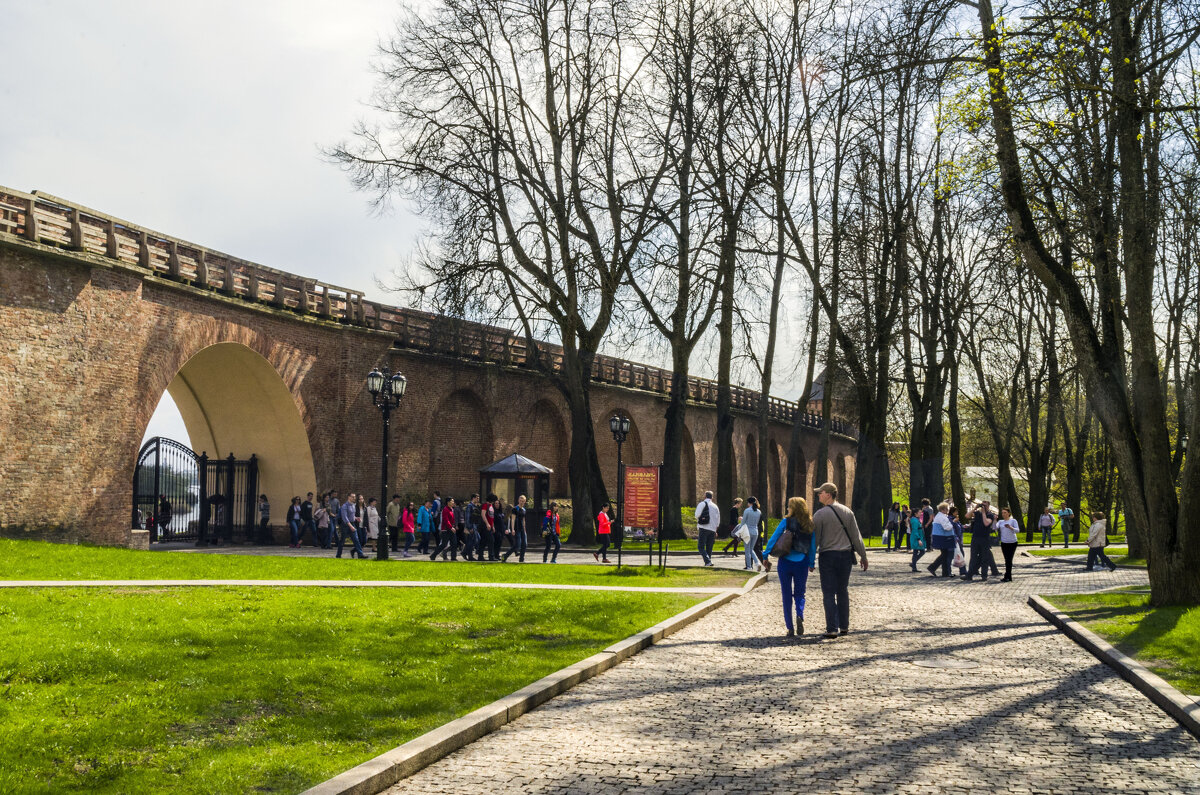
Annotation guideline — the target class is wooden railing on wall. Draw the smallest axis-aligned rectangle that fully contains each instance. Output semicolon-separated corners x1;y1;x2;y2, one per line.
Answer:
0;186;857;440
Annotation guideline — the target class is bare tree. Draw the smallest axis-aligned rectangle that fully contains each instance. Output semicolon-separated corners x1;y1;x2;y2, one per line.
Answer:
331;0;669;544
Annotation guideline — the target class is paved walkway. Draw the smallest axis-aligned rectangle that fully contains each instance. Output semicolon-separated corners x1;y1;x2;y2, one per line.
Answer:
385;552;1200;794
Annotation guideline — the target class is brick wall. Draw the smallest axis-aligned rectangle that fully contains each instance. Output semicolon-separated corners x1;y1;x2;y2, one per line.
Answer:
0;236;858;545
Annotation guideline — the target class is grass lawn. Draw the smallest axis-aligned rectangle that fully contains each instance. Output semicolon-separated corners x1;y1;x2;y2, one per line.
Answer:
1027;547;1129;557
0;585;701;793
0;540;750;589
1045;591;1200;696
1024;547;1146;567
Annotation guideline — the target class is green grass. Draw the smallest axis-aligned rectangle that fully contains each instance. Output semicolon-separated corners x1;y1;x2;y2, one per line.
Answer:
0;586;701;793
1027;546;1129;558
1024;547;1146;567
0;540;749;589
1045;592;1200;696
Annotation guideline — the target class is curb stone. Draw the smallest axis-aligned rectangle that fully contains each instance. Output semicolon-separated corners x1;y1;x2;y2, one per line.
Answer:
1028;594;1200;739
301;573;767;795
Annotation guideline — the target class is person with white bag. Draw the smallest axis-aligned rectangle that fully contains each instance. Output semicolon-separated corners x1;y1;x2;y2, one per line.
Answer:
741;497;765;571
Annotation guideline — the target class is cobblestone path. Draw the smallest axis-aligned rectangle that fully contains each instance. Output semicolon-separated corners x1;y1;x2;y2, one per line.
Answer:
388;553;1200;794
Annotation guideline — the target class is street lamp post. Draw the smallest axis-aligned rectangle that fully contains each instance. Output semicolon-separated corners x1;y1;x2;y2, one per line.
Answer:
366;367;408;561
609;412;631;569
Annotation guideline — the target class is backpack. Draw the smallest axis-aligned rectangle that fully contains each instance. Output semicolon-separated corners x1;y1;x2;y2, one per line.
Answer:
698;501;711;525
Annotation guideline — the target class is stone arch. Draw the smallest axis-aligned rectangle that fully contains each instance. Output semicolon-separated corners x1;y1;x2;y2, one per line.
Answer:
151;341;318;523
744;434;759;499
710;438;738;501
429;389;494;498
681;424;697;505
594;408;644;497
520;399;569;496
791;443;808;502
768;439;783;518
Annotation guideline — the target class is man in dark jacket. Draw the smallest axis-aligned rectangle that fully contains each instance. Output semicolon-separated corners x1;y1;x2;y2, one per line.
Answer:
963;503;1000;581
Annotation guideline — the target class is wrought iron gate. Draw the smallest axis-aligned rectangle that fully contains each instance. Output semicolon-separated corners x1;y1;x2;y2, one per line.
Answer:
133;437;199;542
133;437;258;544
197;451;259;545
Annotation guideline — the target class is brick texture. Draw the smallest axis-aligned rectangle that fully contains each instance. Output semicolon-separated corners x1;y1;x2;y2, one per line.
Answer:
0;238;858;545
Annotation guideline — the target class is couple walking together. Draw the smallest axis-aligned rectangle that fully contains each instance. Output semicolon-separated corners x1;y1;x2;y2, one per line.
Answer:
761;482;869;639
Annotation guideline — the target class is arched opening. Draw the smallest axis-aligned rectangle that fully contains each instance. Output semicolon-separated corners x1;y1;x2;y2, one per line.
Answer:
842;453;856;504
791;445;808;503
520;399;569;497
710;438;738;502
681;424;697;506
149;342;317;538
595;409;643;498
768;439;783;518
429;389;494;498
744;434;759;500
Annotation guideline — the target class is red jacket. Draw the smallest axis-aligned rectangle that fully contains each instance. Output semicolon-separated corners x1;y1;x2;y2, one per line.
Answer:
442;505;455;532
597;512;612;535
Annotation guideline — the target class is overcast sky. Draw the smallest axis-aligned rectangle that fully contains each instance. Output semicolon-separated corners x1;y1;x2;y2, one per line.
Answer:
2;1;423;445
4;1;811;449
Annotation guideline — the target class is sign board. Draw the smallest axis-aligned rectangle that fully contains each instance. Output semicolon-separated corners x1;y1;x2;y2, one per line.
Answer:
623;465;660;529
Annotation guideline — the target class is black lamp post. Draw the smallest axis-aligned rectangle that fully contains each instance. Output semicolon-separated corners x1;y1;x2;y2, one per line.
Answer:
366;367;408;561
609;412;631;568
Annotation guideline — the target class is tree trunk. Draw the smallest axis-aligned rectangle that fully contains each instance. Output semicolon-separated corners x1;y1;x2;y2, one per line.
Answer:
558;351;605;546
715;275;735;517
787;294;821;497
851;381;892;538
948;359;967;512
660;346;690;540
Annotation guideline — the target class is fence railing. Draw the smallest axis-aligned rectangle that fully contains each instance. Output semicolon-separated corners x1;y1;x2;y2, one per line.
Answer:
1;186;857;439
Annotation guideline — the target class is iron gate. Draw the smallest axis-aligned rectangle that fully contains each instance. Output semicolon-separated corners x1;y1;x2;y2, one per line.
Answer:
133;437;199;542
133;437;258;544
197;452;259;545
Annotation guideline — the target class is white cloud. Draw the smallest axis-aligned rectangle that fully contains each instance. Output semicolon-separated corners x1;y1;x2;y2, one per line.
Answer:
0;0;417;303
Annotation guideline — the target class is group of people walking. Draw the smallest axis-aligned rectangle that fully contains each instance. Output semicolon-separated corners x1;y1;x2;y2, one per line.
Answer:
277;489;570;564
884;498;1118;581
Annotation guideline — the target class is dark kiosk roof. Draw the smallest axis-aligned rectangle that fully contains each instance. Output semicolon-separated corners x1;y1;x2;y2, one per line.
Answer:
479;453;554;475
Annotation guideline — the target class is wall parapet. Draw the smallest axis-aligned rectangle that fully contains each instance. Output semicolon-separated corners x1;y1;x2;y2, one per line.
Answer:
0;186;856;440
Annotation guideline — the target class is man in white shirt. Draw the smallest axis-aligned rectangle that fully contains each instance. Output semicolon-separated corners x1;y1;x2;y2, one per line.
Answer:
695;491;720;567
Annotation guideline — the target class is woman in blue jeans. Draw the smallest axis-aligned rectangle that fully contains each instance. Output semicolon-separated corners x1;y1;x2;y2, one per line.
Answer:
742;497;764;571
762;497;817;637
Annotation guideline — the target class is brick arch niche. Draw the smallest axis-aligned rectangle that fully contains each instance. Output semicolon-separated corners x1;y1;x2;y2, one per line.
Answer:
681;424;697;505
519;399;569;497
744;434;759;499
710;438;738;501
768;439;783;517
429;389;494;498
791;444;808;500
594;408;644;498
155;341;317;522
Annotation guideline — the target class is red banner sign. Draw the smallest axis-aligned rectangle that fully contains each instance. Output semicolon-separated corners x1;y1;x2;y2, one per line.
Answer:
623;465;660;529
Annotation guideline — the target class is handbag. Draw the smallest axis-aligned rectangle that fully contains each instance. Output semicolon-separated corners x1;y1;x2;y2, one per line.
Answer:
771;518;797;557
733;523;749;543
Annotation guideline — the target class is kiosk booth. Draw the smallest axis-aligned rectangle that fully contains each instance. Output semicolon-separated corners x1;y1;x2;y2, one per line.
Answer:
479;454;553;517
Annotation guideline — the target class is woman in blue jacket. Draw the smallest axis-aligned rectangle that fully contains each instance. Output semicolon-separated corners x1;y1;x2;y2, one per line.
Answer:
762;497;818;638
